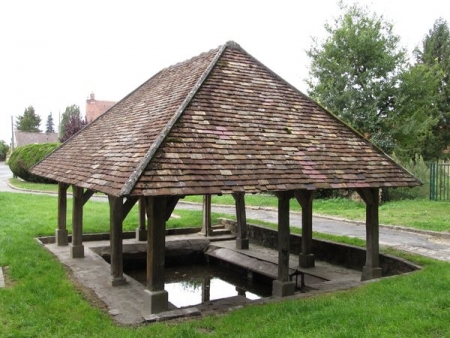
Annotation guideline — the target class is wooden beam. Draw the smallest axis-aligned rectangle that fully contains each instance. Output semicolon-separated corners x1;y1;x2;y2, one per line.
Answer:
164;196;180;221
108;195;127;286
232;192;249;249
70;185;84;258
144;196;169;313
201;195;212;236
294;190;315;267
56;182;69;246
82;189;95;206
122;196;139;219
146;196;167;291
136;197;147;241
272;191;295;297
356;188;382;281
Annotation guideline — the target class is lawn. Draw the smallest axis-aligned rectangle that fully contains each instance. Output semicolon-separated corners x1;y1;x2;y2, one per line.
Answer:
1;192;450;337
8;179;450;232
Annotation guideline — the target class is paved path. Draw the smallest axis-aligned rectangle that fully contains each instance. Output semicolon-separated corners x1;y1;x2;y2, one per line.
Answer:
2;161;450;262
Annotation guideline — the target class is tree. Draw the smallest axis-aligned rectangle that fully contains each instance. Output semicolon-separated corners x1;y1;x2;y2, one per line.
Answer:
306;2;406;152
46;113;55;133
60;105;81;137
391;64;443;161
59;114;87;142
409;18;450;161
0;140;9;161
15;106;41;132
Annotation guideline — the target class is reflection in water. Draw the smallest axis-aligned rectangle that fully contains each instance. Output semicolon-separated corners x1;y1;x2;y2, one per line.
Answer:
127;263;271;308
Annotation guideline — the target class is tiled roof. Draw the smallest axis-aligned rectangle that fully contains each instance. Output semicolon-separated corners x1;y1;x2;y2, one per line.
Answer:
31;41;420;197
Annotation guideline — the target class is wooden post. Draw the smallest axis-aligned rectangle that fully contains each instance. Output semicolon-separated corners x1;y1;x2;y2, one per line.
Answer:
272;191;295;297
144;196;168;314
201;277;211;303
56;182;69;246
109;195;127;286
70;185;84;258
295;190;315;267
232;192;249;249
357;188;382;281
201;195;212;236
136;197;147;241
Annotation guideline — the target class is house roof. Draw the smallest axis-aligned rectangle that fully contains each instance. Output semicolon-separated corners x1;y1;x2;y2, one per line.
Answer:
15;131;59;148
31;41;420;197
85;93;116;123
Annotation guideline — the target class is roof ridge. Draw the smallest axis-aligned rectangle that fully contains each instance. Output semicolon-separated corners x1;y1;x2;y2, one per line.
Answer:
119;43;229;196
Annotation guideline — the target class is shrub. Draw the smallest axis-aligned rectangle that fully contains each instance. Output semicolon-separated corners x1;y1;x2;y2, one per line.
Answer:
8;143;60;183
0;140;9;161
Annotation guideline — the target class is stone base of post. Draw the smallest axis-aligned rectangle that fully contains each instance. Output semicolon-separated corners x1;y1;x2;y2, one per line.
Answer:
299;253;315;268
70;244;84;258
55;229;68;246
361;266;382;281
110;276;127;287
272;280;296;297
136;228;147;241
236;238;249;250
143;289;169;314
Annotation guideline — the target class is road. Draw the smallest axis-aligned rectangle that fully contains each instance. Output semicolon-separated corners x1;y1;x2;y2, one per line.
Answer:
1;161;450;262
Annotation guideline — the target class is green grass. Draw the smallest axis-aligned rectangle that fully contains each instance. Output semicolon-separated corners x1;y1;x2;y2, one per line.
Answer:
1;192;450;336
9;177;59;193
186;194;450;232
9;179;450;232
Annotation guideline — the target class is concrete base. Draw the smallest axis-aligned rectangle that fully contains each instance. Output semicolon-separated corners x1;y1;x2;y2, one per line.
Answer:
143;289;169;314
110;275;128;286
135;228;147;241
299;253;315;268
361;266;382;281
70;244;84;258
272;280;296;297
55;229;68;246
236;238;249;250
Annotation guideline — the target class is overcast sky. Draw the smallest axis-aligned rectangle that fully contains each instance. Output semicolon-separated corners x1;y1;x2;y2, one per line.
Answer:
0;0;448;145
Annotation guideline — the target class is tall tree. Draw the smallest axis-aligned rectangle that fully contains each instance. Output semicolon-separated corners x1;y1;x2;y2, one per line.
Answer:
60;105;81;136
15;106;41;132
391;64;443;161
45;113;55;133
409;18;450;161
306;2;406;152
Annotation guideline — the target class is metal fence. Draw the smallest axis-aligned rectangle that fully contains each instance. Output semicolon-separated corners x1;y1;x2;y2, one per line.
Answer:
430;162;450;201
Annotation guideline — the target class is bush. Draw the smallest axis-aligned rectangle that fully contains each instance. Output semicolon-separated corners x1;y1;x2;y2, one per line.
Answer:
388;154;430;200
8;143;60;183
0;140;9;161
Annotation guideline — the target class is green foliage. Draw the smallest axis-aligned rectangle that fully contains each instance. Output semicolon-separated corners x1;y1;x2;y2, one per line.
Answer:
59;104;81;137
1;192;450;336
0;140;9;161
15;106;41;132
410;18;450;161
59;113;87;143
306;2;406;152
388;154;430;200
8;143;60;183
391;65;442;161
45;112;55;133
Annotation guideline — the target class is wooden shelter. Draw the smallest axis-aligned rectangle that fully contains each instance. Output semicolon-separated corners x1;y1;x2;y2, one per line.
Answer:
31;41;420;314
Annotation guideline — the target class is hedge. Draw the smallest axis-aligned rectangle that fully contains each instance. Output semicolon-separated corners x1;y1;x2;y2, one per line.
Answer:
8;143;60;183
